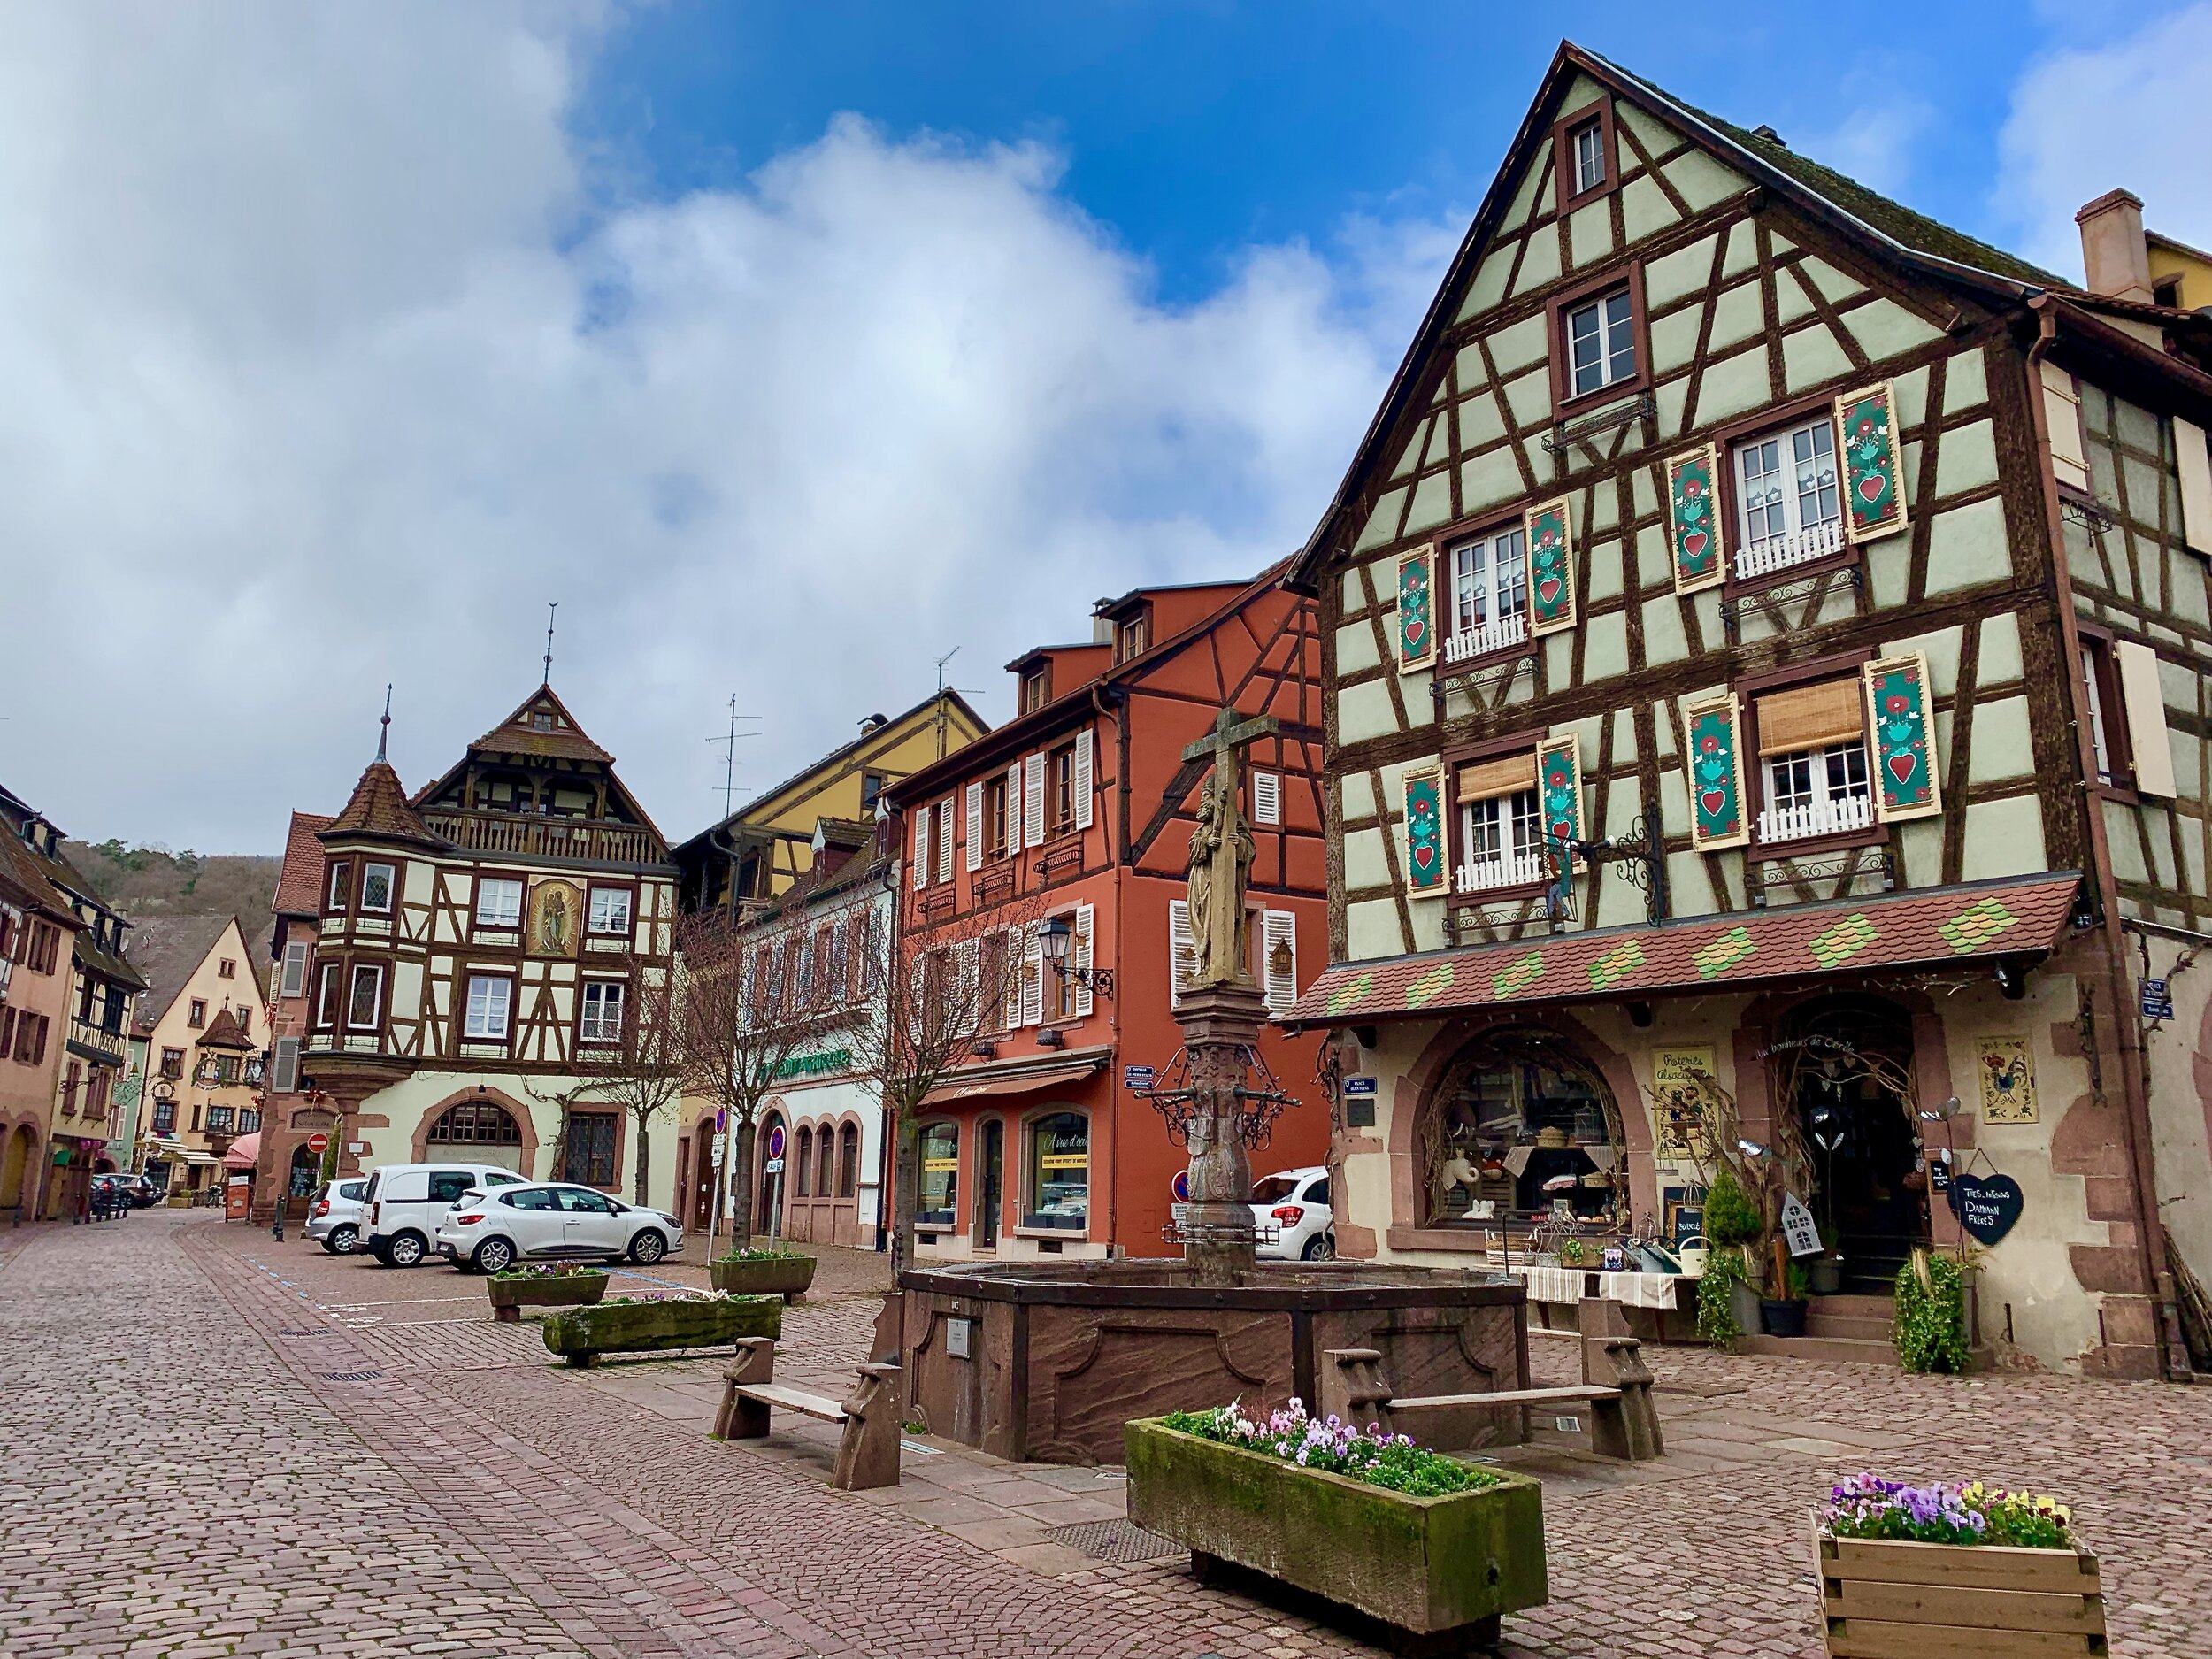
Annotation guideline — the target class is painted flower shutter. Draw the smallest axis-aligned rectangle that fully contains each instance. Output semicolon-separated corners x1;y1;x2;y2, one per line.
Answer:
1402;764;1447;895
270;1035;300;1094
1168;899;1196;1006
1833;380;1909;543
964;781;984;872
1396;546;1437;670
1251;769;1281;826
1260;910;1298;1014
1023;753;1047;849
1535;733;1584;871
1020;923;1044;1025
1683;693;1751;849
1073;728;1095;830
2116;641;2177;798
1072;902;1095;1018
1524;497;1577;634
1861;653;1943;822
1665;444;1724;593
935;800;956;883
910;811;929;890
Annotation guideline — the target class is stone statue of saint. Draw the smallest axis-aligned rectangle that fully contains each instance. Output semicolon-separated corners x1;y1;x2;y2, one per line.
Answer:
1185;768;1257;989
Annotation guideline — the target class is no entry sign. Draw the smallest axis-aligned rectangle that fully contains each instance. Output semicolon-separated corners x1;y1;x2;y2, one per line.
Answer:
304;1133;330;1155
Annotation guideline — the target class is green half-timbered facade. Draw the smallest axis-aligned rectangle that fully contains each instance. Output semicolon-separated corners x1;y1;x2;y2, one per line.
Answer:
1285;43;2212;1379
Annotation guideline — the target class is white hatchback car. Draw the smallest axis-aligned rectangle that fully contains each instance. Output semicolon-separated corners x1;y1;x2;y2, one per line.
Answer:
305;1177;371;1255
1252;1165;1334;1261
434;1181;684;1274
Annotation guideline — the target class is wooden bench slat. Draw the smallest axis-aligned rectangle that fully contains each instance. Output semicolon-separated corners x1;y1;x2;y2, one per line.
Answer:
1395;1386;1622;1409
736;1382;847;1422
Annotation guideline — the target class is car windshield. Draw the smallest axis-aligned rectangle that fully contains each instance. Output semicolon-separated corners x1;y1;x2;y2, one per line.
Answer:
1250;1176;1301;1204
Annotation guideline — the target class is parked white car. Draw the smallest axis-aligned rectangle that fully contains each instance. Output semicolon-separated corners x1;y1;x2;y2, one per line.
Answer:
360;1163;526;1267
305;1177;371;1255
1252;1165;1334;1261
434;1181;684;1274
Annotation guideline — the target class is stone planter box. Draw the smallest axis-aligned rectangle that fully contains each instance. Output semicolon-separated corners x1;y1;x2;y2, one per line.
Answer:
710;1255;816;1302
488;1272;608;1322
1816;1532;2107;1657
542;1296;781;1367
1125;1418;1546;1653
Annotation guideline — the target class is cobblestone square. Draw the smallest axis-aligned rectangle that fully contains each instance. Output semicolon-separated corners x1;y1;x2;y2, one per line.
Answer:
4;1211;2208;1659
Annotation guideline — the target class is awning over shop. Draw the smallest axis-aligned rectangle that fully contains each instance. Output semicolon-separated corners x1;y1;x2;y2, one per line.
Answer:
924;1046;1111;1104
223;1133;261;1171
1286;872;2082;1026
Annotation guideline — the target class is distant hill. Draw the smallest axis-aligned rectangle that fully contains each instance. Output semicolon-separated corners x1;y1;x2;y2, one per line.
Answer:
63;841;280;962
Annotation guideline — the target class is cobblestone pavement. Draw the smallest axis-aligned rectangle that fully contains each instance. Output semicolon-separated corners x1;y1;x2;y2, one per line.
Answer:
4;1210;2208;1658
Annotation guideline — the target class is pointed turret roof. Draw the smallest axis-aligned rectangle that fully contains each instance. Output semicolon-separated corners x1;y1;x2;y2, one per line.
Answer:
196;1004;257;1051
326;757;435;844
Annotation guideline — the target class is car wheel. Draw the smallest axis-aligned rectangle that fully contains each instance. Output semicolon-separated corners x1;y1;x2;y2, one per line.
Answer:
472;1237;516;1275
327;1225;359;1256
627;1230;667;1265
386;1231;427;1269
1302;1232;1334;1263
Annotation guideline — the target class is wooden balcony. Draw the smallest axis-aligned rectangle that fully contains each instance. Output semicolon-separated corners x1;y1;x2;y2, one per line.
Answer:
419;810;661;867
68;1016;127;1064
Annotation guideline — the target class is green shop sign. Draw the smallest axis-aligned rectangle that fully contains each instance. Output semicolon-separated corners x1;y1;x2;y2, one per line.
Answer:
772;1049;852;1081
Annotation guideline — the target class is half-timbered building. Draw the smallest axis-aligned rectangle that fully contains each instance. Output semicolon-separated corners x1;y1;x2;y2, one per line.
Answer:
1283;44;2212;1378
296;685;682;1210
885;572;1333;1261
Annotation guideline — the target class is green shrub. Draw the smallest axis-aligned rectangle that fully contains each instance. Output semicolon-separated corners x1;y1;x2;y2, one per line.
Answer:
1893;1251;1970;1373
1703;1167;1763;1248
1696;1248;1748;1348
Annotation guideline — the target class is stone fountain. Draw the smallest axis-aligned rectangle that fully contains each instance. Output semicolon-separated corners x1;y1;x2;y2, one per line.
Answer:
894;710;1528;1464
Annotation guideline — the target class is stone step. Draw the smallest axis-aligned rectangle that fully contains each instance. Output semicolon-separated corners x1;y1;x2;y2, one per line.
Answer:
1808;1293;1894;1317
1804;1310;1894;1341
1738;1333;1900;1368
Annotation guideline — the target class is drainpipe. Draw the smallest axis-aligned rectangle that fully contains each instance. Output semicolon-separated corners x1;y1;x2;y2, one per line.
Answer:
1093;682;1125;1253
2025;303;2175;1378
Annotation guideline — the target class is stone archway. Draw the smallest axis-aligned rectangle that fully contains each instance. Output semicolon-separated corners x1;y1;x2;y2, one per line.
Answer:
411;1087;539;1172
0;1124;30;1210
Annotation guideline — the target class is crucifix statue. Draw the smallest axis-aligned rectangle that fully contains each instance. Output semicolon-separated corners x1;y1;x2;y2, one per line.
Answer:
1182;706;1274;987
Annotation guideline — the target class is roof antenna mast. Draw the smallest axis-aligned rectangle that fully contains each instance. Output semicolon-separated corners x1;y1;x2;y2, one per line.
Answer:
705;694;763;819
542;601;558;685
376;684;393;763
934;646;961;759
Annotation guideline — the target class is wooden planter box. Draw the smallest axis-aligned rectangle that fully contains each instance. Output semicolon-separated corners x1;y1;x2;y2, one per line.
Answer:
488;1272;608;1322
709;1255;816;1302
542;1296;781;1367
1125;1418;1546;1653
1817;1532;2107;1657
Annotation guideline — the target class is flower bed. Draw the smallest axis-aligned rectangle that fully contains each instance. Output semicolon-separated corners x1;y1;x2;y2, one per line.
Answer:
709;1249;816;1302
541;1293;781;1367
487;1266;608;1322
1816;1475;2104;1656
1126;1402;1545;1649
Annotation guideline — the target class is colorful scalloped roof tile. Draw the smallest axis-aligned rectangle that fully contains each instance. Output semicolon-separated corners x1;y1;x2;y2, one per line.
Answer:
1283;873;2079;1025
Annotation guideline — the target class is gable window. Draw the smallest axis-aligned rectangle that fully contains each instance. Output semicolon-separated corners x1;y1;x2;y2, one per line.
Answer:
464;973;512;1041
1755;678;1871;844
588;887;631;936
1451;752;1547;895
359;862;396;915
1572;119;1605;194
917;1122;958;1229
326;861;352;913
1443;524;1530;663
580;979;625;1045
234;1006;250;1038
314;963;342;1028
1566;286;1636;398
531;710;555;731
1732;414;1843;581
860;770;887;812
188;998;207;1029
475;878;524;929
218;957;236;979
345;964;383;1031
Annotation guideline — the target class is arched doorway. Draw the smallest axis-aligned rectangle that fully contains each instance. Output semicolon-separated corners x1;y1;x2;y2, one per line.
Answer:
1778;994;1925;1292
689;1120;717;1232
426;1099;525;1171
287;1143;322;1216
1415;1025;1625;1230
0;1125;33;1212
756;1113;786;1240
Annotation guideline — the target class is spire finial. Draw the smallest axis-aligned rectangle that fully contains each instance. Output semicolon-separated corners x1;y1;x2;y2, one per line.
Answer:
375;684;393;762
543;601;558;685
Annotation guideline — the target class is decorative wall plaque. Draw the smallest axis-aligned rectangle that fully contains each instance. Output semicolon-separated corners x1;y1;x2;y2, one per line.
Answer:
1977;1034;2038;1124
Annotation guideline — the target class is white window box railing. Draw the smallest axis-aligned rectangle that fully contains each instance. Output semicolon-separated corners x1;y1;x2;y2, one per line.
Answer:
1441;611;1531;665
1455;850;1550;894
1734;518;1845;582
1756;793;1872;846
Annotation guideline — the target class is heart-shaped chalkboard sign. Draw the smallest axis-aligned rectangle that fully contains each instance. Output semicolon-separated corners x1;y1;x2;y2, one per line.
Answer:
1950;1172;2024;1247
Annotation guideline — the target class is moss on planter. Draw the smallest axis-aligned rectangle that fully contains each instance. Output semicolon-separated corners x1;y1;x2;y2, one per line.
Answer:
708;1256;816;1301
1125;1418;1547;1639
541;1296;781;1366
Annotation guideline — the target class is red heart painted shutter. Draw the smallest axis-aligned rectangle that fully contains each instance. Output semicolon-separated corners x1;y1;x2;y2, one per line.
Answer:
1833;380;1909;544
1402;764;1446;894
1524;497;1577;635
1861;653;1943;822
1683;692;1750;850
1396;547;1437;670
1666;444;1724;593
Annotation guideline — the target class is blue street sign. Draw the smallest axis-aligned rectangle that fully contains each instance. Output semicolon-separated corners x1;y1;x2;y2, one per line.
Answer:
1344;1076;1378;1096
1124;1065;1157;1091
2142;978;2173;1020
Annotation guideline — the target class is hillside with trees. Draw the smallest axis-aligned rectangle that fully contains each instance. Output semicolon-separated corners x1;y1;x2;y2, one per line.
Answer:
64;840;281;960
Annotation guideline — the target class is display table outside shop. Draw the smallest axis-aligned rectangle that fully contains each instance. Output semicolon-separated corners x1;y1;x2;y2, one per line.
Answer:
1494;1263;1691;1343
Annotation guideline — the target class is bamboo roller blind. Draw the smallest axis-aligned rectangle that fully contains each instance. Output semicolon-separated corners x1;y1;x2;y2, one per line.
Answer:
1756;678;1864;757
1456;751;1538;802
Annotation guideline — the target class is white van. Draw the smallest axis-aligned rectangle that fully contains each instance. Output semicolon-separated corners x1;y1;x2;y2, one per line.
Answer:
360;1163;526;1266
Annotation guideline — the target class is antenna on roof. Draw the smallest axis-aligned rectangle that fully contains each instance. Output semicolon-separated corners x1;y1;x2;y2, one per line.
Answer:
542;601;558;685
376;684;392;763
706;694;762;819
930;648;987;759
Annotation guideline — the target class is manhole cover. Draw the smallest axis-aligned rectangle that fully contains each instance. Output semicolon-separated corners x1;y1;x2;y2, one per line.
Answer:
276;1329;329;1338
320;1370;384;1382
1047;1520;1183;1563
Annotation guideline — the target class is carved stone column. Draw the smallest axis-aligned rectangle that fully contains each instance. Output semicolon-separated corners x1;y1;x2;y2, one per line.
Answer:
1175;980;1267;1286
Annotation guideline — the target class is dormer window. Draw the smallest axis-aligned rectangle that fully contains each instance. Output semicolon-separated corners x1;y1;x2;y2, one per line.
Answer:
1116;609;1150;663
531;710;555;730
1021;666;1051;714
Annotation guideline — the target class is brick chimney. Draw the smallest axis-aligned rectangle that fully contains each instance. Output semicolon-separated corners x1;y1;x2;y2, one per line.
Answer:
2075;189;2154;302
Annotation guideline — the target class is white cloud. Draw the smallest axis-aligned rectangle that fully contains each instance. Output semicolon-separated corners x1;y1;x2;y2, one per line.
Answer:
1793;93;1933;204
1995;2;2212;276
0;3;1454;850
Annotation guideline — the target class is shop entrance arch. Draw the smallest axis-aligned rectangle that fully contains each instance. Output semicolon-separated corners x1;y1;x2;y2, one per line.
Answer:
1778;995;1927;1293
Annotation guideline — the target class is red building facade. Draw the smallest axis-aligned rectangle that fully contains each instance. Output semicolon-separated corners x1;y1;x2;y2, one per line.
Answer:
885;571;1331;1262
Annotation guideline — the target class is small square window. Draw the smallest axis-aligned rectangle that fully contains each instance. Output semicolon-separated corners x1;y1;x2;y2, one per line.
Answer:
1566;287;1637;398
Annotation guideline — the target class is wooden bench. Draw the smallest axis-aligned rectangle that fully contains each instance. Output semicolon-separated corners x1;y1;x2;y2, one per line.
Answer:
710;1339;902;1490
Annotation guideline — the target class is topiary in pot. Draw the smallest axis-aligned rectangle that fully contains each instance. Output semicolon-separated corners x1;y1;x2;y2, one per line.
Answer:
1702;1167;1763;1248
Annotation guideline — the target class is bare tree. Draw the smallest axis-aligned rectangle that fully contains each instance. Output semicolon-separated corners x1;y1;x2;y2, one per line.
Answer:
846;896;1041;1266
672;909;830;1252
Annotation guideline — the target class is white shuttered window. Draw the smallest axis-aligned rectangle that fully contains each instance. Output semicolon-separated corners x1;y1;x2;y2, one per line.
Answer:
1072;903;1095;1018
1019;924;1044;1025
1072;730;1094;830
964;782;984;872
1260;910;1299;1013
910;811;930;890
1023;753;1047;848
1168;900;1197;1007
1250;770;1281;826
935;800;955;884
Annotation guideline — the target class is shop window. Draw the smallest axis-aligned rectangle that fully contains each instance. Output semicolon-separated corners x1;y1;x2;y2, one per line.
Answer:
1450;750;1545;895
817;1130;835;1198
1023;1112;1089;1232
1443;523;1529;664
795;1127;813;1196
1732;414;1843;582
838;1123;860;1198
1418;1028;1622;1226
918;1122;958;1228
563;1112;618;1187
1754;678;1870;844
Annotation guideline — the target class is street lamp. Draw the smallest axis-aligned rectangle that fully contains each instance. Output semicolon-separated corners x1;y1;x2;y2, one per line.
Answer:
1038;914;1114;998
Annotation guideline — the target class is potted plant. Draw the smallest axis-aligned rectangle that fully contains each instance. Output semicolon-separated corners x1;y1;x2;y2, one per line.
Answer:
1126;1402;1546;1653
1893;1249;1973;1372
1807;1224;1844;1296
1761;1260;1811;1340
542;1292;781;1367
487;1263;610;1322
709;1245;817;1302
1701;1167;1765;1335
1816;1474;2102;1656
